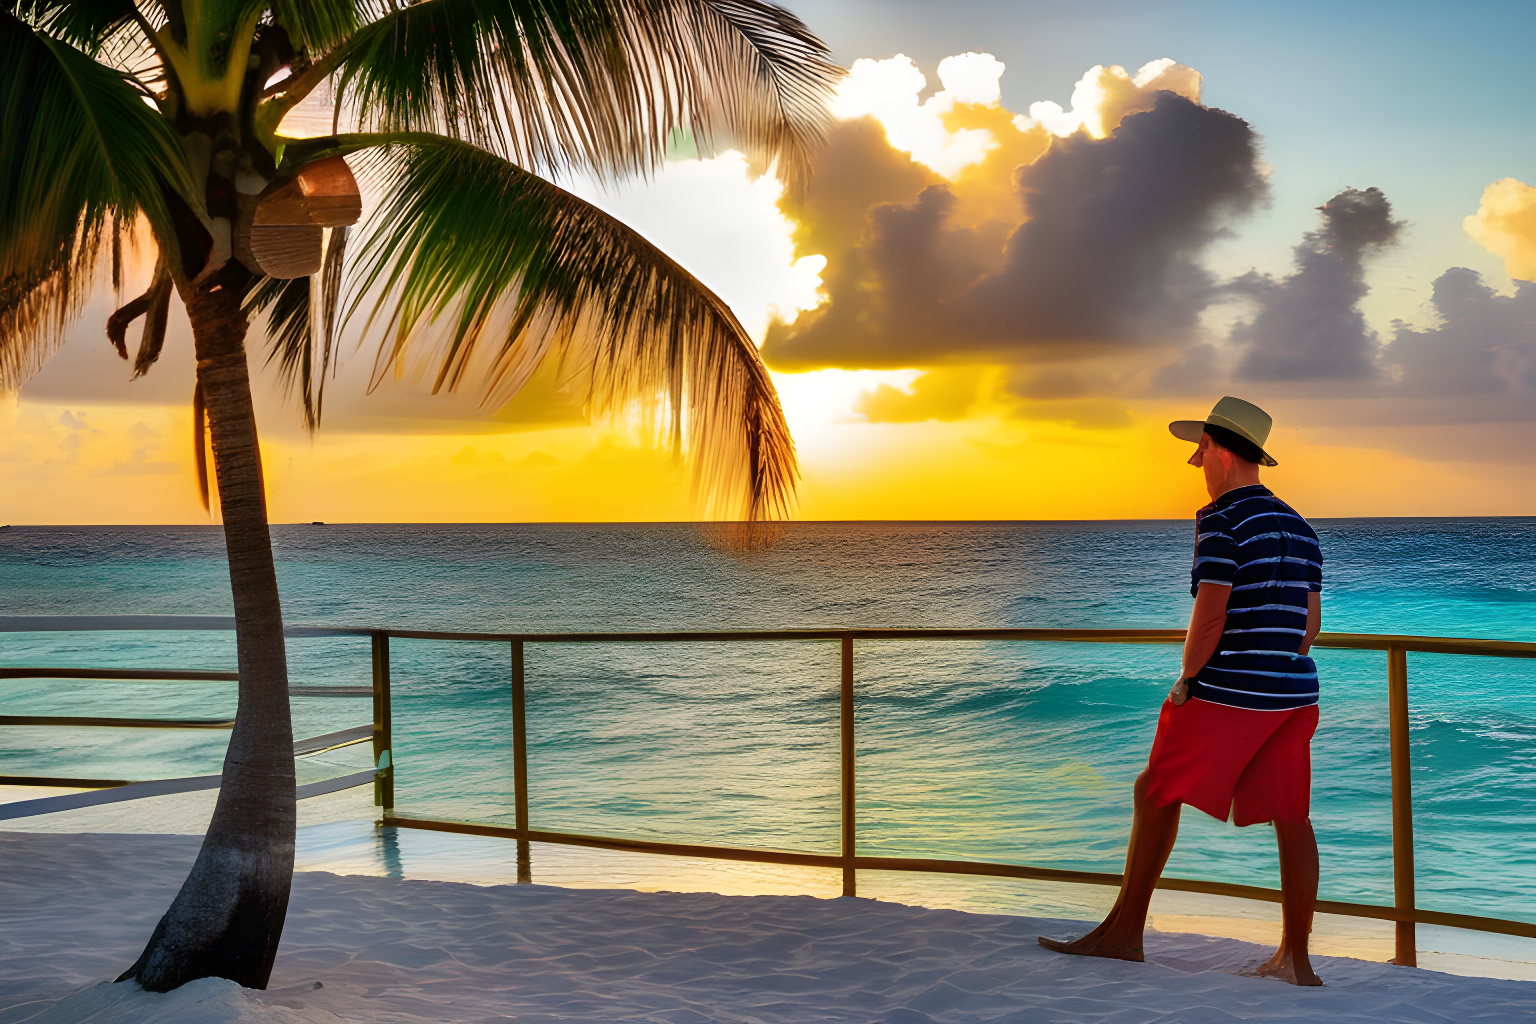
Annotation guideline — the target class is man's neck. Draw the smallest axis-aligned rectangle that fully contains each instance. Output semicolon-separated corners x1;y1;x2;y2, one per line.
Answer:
1210;472;1263;501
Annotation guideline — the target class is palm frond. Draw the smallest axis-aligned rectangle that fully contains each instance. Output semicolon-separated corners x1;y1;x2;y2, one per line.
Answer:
330;0;840;193
246;227;347;429
132;251;174;377
0;9;190;390
349;138;795;520
12;0;167;82
268;0;361;54
11;0;139;54
192;379;210;511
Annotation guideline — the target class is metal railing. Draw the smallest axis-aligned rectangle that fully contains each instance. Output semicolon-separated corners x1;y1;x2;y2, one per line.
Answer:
359;626;1536;968
0;628;373;794
4;619;1535;967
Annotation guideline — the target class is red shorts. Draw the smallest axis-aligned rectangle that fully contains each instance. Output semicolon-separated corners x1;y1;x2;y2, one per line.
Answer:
1142;697;1318;826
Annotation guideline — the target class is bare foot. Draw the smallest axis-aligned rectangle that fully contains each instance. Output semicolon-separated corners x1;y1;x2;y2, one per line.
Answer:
1253;946;1323;986
1037;932;1145;962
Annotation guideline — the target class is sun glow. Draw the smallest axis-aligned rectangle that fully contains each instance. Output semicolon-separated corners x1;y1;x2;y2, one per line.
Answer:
830;52;1007;178
1016;59;1203;139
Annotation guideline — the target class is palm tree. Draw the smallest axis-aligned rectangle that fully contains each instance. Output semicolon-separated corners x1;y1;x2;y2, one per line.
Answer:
1;0;837;993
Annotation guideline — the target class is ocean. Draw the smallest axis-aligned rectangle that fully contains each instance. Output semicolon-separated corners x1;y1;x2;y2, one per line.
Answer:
2;519;1535;926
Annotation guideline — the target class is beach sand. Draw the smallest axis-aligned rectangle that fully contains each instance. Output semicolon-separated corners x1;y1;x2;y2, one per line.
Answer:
4;825;1536;1024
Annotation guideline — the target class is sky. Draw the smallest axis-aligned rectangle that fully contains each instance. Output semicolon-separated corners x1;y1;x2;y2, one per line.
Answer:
5;0;1536;524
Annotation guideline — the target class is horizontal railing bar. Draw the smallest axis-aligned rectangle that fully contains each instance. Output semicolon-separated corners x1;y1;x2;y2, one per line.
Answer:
0;775;129;789
0;725;372;789
0;671;372;696
1318;633;1536;659
367;628;1536;658
0;769;376;820
386;817;1536;940
855;856;1536;934
0;615;358;637
0;668;239;681
3;621;1532;657
379;628;1184;643
293;725;373;756
0;615;241;633
385;816;843;869
0;715;235;729
289;686;373;696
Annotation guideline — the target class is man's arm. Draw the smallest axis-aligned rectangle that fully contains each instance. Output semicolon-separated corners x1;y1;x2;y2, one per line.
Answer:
1171;582;1230;705
1298;590;1321;655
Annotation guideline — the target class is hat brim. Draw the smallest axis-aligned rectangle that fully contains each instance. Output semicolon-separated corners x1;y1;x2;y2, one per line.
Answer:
1168;419;1280;467
1168;420;1206;444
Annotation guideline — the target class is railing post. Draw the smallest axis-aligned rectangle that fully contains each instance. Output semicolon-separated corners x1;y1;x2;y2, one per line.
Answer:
841;633;856;898
371;632;394;815
1388;645;1416;967
512;639;531;883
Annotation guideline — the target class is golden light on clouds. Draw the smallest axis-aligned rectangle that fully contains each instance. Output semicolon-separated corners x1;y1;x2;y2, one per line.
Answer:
1464;178;1536;282
1018;59;1203;140
830;52;1009;178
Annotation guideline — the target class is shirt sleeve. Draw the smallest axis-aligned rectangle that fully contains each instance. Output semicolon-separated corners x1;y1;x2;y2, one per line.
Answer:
1190;524;1239;597
1308;535;1324;593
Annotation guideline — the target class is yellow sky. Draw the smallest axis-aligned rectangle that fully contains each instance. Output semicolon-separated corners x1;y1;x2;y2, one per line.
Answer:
5;53;1534;526
5;393;1530;525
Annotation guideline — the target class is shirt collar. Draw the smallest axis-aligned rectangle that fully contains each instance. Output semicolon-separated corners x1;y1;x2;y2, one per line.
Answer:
1210;483;1272;512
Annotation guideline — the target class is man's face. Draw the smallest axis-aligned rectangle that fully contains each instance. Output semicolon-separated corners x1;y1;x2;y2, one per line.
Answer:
1188;434;1232;491
1187;433;1215;468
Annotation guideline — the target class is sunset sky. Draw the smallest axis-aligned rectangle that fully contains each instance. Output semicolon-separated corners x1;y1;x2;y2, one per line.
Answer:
5;0;1535;524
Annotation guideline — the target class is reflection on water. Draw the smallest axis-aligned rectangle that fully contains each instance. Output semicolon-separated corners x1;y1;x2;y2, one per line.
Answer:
378;821;404;880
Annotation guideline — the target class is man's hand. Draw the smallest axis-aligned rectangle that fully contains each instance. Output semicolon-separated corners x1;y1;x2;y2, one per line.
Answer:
1170;677;1189;706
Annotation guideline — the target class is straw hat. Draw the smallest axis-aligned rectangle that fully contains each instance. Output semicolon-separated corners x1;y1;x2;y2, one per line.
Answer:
1169;396;1278;467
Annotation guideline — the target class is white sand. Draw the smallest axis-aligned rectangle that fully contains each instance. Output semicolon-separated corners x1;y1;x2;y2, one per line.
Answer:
4;831;1534;1024
13;784;1534;982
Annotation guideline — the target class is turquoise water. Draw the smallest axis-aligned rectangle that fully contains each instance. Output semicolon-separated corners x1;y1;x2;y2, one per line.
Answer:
2;520;1534;923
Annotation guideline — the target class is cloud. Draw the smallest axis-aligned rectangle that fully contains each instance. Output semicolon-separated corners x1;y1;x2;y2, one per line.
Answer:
1464;178;1536;283
767;53;1533;451
968;92;1265;347
1386;267;1536;399
1230;187;1404;382
854;367;988;422
764;89;1267;370
777;115;945;266
1018;58;1203;140
831;53;1008;179
100;459;179;477
101;418;179;475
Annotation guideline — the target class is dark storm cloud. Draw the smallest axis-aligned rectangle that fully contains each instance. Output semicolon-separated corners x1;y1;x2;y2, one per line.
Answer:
1231;187;1403;382
967;92;1267;345
762;92;1268;371
1387;267;1536;398
777;115;942;261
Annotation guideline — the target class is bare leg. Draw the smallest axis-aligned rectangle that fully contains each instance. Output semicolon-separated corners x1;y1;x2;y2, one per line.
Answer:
1039;770;1181;962
1255;817;1323;986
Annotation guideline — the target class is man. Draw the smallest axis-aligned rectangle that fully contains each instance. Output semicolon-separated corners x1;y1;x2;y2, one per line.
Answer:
1039;396;1325;987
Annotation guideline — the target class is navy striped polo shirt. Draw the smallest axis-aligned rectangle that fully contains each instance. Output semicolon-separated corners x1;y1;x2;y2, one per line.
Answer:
1188;484;1323;712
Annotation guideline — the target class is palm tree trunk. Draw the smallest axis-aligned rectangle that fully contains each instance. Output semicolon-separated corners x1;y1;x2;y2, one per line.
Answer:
118;285;296;992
